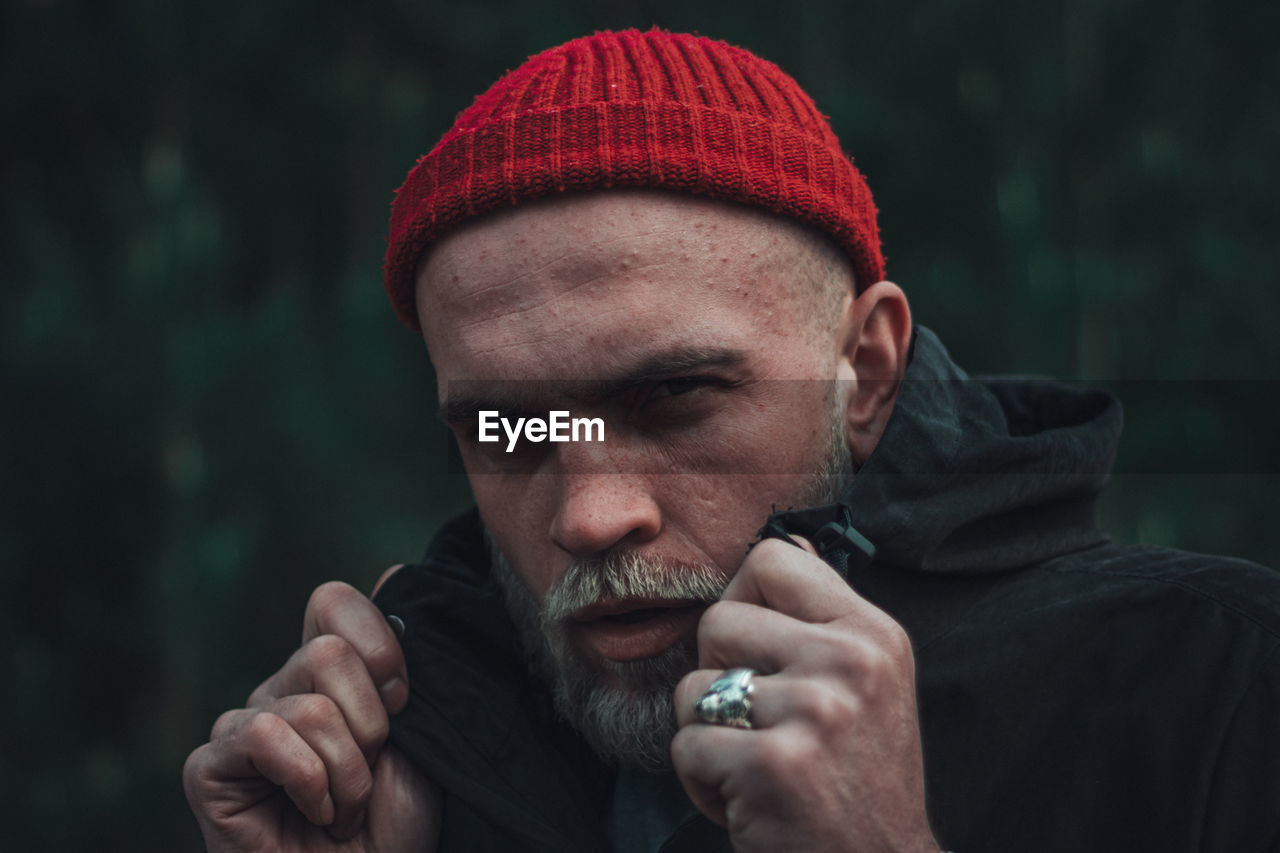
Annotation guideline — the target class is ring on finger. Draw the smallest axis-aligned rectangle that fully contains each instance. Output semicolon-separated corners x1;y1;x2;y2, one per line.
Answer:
694;667;756;729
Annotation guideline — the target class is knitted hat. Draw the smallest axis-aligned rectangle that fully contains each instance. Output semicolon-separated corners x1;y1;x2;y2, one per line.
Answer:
384;28;884;330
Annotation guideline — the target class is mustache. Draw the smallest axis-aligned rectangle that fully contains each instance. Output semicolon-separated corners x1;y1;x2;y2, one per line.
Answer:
542;551;729;626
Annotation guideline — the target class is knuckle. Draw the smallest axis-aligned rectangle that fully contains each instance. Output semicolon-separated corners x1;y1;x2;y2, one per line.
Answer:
210;709;241;740
246;680;275;708
859;640;896;682
244;710;290;751
796;682;856;730
305;632;358;673
823;630;866;677
755;552;795;589
837;636;906;704
883;619;915;660
750;733;806;778
183;744;230;813
853;608;912;658
828;632;890;682
696;600;733;645
748;537;792;566
292;693;344;732
290;753;329;802
182;744;210;793
308;580;359;623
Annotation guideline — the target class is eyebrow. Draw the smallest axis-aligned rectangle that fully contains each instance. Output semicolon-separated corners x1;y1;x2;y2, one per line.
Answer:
437;345;747;424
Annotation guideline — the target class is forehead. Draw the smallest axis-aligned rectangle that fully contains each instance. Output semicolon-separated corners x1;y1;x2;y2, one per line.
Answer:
414;191;818;384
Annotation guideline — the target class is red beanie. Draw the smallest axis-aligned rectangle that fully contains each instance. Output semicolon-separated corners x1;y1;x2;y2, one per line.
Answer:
384;28;885;330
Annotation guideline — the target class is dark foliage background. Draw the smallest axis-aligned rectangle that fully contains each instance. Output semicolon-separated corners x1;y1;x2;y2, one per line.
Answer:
2;0;1277;848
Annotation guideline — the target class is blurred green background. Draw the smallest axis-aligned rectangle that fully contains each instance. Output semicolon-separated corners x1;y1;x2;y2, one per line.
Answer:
2;0;1277;848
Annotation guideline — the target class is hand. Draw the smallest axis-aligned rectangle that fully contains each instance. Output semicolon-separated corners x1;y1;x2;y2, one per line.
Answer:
184;573;442;852
671;539;940;853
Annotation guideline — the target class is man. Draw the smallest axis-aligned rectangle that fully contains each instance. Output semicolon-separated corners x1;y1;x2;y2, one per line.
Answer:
184;29;1280;852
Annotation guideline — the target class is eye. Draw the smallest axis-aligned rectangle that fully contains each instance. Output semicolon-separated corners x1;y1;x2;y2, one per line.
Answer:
648;376;711;400
454;419;487;446
631;376;738;435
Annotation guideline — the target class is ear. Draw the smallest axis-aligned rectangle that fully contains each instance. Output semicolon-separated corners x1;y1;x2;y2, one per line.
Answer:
835;281;912;464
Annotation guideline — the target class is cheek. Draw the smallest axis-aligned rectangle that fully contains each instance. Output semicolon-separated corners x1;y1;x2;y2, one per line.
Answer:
667;473;810;571
722;385;836;474
469;475;561;600
666;397;840;567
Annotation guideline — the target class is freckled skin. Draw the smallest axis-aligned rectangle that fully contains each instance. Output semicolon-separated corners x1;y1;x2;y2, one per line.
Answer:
415;190;854;608
183;188;922;853
413;194;936;853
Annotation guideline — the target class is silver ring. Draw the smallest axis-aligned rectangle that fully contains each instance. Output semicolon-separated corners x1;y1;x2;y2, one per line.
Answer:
694;667;756;729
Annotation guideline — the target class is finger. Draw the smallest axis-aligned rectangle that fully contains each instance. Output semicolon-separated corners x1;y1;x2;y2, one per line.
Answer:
365;745;444;853
696;599;822;672
786;534;820;557
188;709;335;828
269;694;375;841
301;581;409;712
669;723;755;827
697;599;886;681
674;668;725;728
210;707;245;742
724;537;878;624
372;564;405;597
672;720;827;834
248;634;390;762
674;668;779;729
678;667;832;730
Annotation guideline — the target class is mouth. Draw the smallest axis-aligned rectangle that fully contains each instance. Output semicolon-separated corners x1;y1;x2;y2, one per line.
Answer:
567;598;708;662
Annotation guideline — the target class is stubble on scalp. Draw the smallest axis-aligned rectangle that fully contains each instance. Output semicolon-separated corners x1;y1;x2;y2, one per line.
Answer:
759;213;857;337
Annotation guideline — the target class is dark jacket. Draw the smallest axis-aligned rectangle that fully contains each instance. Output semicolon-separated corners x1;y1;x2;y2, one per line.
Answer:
374;327;1280;852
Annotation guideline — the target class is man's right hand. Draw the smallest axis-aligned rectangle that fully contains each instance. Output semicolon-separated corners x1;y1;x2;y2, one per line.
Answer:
183;574;441;852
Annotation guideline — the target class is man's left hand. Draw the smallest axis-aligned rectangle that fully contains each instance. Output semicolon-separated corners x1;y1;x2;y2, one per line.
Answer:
672;538;941;853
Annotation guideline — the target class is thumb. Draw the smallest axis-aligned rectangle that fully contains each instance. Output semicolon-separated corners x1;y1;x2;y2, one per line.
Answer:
786;534;819;557
364;745;442;853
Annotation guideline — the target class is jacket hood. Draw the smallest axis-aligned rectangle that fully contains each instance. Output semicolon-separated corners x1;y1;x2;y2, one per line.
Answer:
849;326;1121;573
374;324;1125;849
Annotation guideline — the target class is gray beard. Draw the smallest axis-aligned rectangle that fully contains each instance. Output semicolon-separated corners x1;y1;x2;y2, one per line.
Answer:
486;401;853;769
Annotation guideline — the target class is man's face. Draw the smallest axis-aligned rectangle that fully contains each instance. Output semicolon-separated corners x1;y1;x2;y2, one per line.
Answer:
416;190;853;765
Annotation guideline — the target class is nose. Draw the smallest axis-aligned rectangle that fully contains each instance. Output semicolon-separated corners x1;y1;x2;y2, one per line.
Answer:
548;471;662;559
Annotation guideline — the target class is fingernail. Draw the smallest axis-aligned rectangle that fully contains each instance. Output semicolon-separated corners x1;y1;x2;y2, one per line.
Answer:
379;677;407;711
385;613;405;638
319;792;335;825
789;534;818;555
